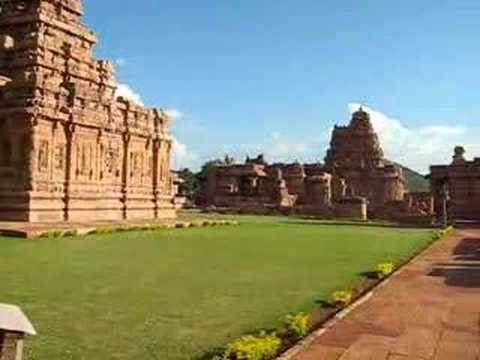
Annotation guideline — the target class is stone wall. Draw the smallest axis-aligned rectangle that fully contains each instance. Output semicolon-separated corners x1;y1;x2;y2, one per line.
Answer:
0;332;23;360
0;0;175;222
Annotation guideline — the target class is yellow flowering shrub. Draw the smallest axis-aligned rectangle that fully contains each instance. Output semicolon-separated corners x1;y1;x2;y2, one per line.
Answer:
376;262;394;278
284;313;310;339
222;331;281;360
331;290;353;307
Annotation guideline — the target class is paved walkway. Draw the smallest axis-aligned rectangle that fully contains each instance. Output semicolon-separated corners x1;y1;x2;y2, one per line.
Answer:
294;229;480;360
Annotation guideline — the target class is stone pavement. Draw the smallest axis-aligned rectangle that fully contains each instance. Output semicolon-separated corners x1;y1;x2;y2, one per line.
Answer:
294;229;480;360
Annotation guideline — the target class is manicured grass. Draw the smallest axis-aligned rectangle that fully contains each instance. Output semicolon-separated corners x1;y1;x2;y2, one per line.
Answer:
0;216;434;360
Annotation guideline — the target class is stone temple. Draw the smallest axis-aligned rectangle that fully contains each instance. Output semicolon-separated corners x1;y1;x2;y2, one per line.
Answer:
204;108;433;221
0;0;176;222
324;107;407;215
430;146;480;221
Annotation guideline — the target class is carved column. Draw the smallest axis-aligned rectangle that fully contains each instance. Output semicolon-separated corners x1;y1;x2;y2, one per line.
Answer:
152;138;160;218
24;116;38;191
121;132;131;220
164;140;173;196
63;121;75;221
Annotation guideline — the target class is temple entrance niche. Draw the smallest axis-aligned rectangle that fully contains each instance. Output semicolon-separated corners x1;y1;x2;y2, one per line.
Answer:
238;176;258;196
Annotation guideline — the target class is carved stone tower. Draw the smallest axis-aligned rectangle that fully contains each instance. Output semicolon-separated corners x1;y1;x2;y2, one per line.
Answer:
0;0;176;222
324;107;406;212
325;107;384;171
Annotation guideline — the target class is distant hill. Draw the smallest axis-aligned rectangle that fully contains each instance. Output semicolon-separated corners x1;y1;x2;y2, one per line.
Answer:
387;161;430;192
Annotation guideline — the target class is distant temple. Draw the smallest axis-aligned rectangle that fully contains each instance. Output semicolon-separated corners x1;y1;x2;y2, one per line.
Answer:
204;108;433;220
430;146;480;221
0;0;175;222
324;107;407;212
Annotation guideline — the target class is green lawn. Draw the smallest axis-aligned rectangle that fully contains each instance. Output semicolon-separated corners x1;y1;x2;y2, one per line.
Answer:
0;216;434;360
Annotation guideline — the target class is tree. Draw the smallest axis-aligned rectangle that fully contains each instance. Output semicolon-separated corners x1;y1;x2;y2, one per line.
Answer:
196;159;225;181
176;168;200;197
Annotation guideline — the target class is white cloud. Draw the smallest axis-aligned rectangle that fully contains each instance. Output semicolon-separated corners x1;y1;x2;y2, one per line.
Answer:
115;58;127;68
229;132;310;164
348;103;467;173
172;137;200;170
269;132;308;157
115;83;144;105
164;109;184;121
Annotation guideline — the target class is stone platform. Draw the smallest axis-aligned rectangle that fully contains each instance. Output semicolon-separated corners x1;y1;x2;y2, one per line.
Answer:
0;217;238;239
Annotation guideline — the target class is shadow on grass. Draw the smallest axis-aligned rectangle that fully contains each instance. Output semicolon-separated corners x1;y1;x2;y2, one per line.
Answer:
197;347;226;360
360;270;381;279
313;299;335;308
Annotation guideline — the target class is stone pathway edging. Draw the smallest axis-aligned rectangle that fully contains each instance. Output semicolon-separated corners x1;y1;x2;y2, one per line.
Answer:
276;233;445;360
0;219;240;239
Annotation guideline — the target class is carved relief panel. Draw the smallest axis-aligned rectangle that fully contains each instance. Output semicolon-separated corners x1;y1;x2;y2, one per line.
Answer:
102;137;122;181
159;140;172;193
37;140;49;172
128;138;150;187
72;129;98;182
54;143;65;171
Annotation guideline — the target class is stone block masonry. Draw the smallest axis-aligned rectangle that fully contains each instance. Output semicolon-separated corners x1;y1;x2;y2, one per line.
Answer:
0;0;176;222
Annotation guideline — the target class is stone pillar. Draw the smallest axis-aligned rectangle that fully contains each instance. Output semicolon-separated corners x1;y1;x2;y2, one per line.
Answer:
0;332;24;360
63;122;76;221
121;132;131;220
306;173;332;209
0;305;36;360
334;197;368;221
440;183;450;226
152;138;160;218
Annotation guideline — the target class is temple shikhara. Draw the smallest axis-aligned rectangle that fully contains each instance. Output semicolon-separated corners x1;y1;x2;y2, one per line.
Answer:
204;108;433;221
0;0;176;222
324;107;406;213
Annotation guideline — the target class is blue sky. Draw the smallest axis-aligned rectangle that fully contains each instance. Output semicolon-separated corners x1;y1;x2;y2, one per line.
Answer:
85;0;480;173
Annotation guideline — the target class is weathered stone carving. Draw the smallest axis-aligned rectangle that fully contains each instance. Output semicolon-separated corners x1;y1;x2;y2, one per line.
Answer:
37;141;49;172
0;0;175;222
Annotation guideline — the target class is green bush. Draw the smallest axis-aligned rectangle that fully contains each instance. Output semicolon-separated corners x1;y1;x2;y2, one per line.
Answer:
283;313;310;339
331;290;353;307
222;331;281;360
375;262;394;278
